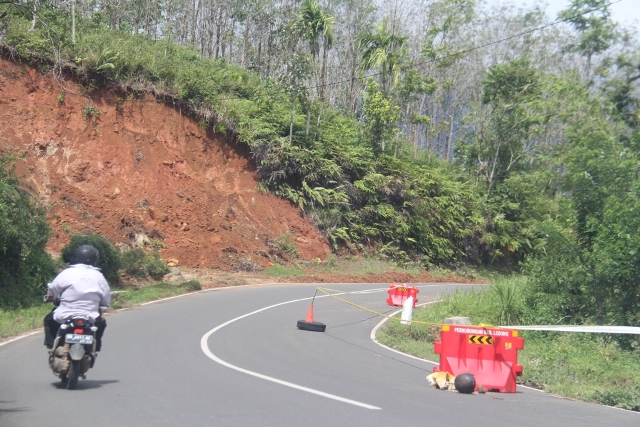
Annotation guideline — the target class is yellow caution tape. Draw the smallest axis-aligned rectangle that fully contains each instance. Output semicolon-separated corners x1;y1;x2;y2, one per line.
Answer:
316;287;444;327
316;288;640;335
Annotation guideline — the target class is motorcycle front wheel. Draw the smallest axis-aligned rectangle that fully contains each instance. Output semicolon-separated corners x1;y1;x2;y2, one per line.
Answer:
67;360;80;390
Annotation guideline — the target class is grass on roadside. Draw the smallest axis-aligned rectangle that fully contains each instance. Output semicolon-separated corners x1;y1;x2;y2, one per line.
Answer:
377;276;640;411
520;332;640;411
0;305;53;341
263;255;446;278
313;256;425;276
262;264;307;277
109;280;202;309
0;280;202;342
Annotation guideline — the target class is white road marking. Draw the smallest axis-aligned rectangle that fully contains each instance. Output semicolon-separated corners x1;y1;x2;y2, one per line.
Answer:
370;302;440;365
200;294;381;410
0;330;40;347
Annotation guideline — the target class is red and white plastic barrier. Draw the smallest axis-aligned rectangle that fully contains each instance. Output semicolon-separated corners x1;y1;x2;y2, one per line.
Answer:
433;325;524;393
386;284;419;308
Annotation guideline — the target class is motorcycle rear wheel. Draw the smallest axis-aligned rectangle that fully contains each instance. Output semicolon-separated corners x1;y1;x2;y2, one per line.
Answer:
67;360;80;390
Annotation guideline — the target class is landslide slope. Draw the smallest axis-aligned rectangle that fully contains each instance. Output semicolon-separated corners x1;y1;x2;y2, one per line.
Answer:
0;59;330;269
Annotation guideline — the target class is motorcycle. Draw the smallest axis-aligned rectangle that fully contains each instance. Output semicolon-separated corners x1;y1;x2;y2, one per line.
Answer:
46;297;98;389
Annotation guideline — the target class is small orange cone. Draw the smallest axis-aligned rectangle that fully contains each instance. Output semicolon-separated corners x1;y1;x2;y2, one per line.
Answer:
297;290;326;332
305;304;314;322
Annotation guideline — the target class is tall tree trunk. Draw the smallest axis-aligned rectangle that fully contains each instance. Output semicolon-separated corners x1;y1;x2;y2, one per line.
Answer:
256;41;262;74
445;114;454;161
31;0;37;31
314;107;323;141
0;20;7;44
411;124;417;160
215;5;223;59
290;95;295;144
243;19;250;69
320;40;328;102
154;0;159;40
71;0;76;44
394;134;398;158
191;0;201;46
228;21;234;63
266;31;273;78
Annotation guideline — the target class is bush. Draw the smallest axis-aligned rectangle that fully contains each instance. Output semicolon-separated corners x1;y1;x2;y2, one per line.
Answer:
0;156;57;308
61;234;121;285
146;251;170;280
120;248;146;277
120;248;170;280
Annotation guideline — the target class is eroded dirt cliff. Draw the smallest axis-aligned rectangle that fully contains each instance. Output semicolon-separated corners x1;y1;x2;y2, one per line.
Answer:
0;58;331;270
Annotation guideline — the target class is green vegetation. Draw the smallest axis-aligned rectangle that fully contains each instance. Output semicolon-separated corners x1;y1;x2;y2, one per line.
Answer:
274;234;298;257
262;264;307;278
82;105;101;121
120;248;170;281
1;0;636;324
313;255;425;276
108;280;202;310
0;157;57;308
0;305;53;341
1;3;485;269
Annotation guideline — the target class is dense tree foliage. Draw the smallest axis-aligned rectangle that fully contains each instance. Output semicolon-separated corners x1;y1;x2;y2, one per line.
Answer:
0;157;56;308
1;0;639;329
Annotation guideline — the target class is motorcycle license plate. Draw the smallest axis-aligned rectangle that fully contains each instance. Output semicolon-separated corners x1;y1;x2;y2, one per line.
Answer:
65;334;93;345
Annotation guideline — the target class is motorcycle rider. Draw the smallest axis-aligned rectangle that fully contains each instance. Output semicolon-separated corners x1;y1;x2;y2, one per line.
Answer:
44;244;111;352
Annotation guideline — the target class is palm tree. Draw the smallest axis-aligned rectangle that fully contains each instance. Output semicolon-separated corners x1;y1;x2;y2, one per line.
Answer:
295;0;335;102
357;18;408;96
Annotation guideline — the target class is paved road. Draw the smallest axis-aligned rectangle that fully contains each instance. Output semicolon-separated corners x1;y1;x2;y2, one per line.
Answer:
1;283;638;426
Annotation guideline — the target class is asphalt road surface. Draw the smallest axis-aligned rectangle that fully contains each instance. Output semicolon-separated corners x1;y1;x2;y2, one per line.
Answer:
1;282;638;426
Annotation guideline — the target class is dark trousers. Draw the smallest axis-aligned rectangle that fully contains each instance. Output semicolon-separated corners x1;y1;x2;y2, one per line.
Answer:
44;311;107;351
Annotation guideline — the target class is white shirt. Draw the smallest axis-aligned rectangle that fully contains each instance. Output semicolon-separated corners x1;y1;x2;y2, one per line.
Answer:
47;264;111;323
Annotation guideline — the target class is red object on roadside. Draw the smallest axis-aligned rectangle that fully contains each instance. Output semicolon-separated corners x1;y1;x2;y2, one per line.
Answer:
433;325;524;393
386;284;419;307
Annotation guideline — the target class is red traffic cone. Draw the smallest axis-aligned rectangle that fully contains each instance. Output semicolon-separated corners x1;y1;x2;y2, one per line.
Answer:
305;304;314;322
297;303;326;332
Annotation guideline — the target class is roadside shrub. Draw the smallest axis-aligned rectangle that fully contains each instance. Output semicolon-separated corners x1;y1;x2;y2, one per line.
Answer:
275;234;298;256
61;234;121;285
120;248;146;277
145;251;170;280
488;277;525;325
0;156;57;308
591;389;640;412
120;248;170;280
179;280;202;292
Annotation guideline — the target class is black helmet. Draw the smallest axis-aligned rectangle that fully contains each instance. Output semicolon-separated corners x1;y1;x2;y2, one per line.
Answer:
74;245;99;266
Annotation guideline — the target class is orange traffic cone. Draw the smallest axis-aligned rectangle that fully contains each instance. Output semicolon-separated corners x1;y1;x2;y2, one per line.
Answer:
296;290;326;332
305;304;314;323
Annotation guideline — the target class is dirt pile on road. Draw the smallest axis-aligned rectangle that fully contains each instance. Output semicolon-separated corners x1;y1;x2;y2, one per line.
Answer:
0;58;331;270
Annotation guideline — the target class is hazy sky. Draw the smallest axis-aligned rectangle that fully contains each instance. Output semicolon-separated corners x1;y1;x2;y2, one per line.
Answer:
505;0;640;26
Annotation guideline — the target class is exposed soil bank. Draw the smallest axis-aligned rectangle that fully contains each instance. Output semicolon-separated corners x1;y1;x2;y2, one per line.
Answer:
0;58;331;270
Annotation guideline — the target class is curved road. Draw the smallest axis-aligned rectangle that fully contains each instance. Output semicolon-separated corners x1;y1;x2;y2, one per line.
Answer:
1;282;638;426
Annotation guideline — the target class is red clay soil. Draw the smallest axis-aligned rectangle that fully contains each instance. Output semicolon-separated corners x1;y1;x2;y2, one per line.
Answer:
0;58;330;270
0;58;478;284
